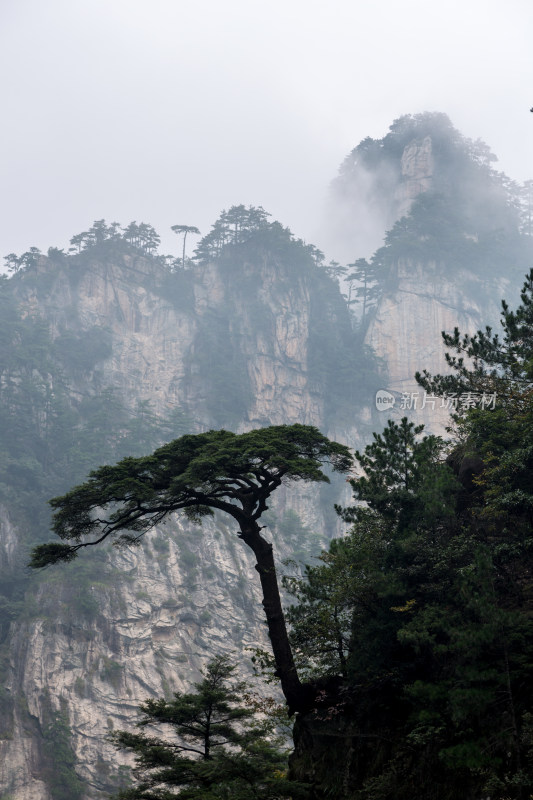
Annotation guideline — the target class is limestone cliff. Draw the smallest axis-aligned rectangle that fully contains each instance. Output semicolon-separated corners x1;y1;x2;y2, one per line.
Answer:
335;112;530;432
0;233;364;799
395;134;434;218
1;113;531;800
365;260;508;431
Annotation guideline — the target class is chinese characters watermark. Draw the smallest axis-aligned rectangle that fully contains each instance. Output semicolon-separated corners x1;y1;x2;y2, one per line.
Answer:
375;389;497;412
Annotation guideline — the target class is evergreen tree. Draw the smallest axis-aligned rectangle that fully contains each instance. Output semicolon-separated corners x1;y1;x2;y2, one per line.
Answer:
417;267;533;398
287;275;533;798
193;206;271;262
110;655;308;799
345;257;381;326
171;225;201;267
122;222;161;254
4;252;22;273
30;425;352;712
336;417;457;533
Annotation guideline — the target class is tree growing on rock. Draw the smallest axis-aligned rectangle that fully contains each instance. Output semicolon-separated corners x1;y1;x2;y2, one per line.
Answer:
30;424;352;712
171;224;200;267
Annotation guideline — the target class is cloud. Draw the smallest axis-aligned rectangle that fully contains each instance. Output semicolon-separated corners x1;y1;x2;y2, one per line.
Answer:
0;0;531;263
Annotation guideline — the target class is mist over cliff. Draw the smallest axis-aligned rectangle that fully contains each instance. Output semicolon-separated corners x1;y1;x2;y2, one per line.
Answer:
1;112;532;799
325;112;530;268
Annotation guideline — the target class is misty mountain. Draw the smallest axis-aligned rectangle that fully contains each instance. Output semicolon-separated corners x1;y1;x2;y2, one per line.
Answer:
329;112;530;271
0;113;532;799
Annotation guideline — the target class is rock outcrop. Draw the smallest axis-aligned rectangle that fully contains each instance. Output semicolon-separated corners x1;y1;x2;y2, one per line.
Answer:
395;134;434;217
365;259;507;432
0;245;354;799
2;114;529;799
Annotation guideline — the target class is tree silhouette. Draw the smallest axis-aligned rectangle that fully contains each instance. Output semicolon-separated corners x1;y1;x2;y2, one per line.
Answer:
30;424;352;712
171;225;200;267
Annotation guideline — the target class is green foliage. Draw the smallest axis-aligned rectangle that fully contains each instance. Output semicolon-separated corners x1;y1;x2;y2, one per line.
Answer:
288;344;533;799
288;420;458;683
307;266;379;420
370;189;531;285
30;543;78;568
345;258;382;330
109;655;308;799
417;267;533;398
121;222;161;254
5;219;175;282
170;224;201;268
32;424;352;565
193;205;272;262
3;247;42;273
414;311;528;795
68;219;159;256
337;417;458;533
285;531;356;680
30;423;352;710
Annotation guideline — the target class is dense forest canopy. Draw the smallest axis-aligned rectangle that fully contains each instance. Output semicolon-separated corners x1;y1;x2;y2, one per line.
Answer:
286;271;533;799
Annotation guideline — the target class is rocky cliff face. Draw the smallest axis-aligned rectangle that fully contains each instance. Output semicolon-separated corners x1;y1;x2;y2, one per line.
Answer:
0;243;356;799
17;252;324;428
2;514;269;799
340;113;528;434
2;114;529;800
395;134;434;218
365;259;507;432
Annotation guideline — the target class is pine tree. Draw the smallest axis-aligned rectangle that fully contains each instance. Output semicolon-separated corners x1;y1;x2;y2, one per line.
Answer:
110;655;308;799
170;225;200;267
289;390;533;797
30;424;352;712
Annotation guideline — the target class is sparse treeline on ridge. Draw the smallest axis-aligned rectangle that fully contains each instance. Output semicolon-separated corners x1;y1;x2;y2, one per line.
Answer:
4;204;326;275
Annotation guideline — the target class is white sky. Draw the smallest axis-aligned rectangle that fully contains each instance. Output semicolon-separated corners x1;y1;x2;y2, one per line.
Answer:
1;0;532;263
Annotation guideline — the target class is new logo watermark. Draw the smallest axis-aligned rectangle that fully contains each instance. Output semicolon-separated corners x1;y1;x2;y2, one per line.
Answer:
375;390;498;412
375;389;396;410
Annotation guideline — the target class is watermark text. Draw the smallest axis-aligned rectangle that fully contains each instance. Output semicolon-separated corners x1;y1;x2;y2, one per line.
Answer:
375;390;497;412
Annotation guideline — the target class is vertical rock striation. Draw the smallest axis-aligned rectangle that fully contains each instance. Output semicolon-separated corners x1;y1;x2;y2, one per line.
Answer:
0;242;355;799
2;114;530;799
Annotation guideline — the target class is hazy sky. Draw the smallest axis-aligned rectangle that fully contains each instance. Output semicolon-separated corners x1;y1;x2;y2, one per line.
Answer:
1;0;532;263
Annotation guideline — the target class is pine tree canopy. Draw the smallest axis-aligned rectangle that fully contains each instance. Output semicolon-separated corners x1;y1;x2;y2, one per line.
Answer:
110;655;309;799
29;423;352;712
30;424;352;568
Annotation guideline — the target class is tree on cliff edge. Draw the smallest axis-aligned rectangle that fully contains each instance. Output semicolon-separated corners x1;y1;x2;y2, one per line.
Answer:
171;224;200;267
30;424;352;712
